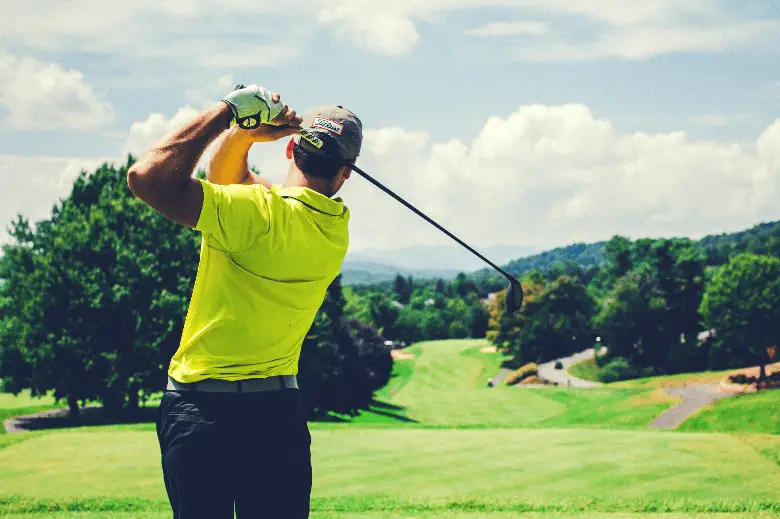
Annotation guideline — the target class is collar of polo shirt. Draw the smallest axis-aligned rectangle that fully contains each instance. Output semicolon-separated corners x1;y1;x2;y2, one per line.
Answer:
273;185;347;217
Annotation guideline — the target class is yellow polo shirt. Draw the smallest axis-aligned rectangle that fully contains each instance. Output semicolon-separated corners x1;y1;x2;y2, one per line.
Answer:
168;178;349;383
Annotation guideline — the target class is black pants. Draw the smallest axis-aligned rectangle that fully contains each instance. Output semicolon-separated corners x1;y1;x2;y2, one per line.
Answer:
156;388;312;519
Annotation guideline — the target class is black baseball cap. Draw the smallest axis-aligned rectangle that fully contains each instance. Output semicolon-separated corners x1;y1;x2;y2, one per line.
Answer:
295;105;363;161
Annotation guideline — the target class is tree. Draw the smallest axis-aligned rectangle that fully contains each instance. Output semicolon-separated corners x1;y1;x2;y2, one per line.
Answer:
298;276;393;416
605;236;633;280
594;238;707;375
511;276;596;363
393;274;411;304
700;253;780;384
452;272;478;298
0;160;200;420
486;276;544;363
594;272;665;372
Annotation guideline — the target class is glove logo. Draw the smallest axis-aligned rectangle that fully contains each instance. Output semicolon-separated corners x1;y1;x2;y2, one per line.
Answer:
241;117;257;129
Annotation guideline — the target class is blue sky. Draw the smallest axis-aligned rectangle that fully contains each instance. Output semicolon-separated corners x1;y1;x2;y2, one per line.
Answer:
2;0;779;253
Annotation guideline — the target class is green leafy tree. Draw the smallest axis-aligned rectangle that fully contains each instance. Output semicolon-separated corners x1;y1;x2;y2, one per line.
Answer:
594;273;664;373
393;274;412;304
452;272;478;298
0;160;199;420
298;275;393;417
514;276;596;363
700;253;780;383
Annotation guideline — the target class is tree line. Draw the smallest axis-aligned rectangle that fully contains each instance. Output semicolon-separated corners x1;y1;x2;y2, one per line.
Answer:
487;235;780;383
0;160;392;420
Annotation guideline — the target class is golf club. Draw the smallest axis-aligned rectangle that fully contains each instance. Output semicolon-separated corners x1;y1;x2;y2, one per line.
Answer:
296;127;524;313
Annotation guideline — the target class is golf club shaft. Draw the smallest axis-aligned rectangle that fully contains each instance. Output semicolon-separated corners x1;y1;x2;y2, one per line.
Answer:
348;163;518;284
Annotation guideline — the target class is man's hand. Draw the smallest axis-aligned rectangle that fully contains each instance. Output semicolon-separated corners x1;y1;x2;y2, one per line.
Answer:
222;84;303;141
245;102;303;142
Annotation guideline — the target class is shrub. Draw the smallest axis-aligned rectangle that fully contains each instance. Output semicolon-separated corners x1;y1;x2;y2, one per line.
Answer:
598;357;656;383
504;363;538;385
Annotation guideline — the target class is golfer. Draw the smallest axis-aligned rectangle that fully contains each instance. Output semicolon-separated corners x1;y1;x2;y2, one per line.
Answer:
127;84;362;519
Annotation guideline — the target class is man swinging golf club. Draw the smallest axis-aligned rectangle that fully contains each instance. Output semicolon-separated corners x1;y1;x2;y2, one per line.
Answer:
128;83;362;519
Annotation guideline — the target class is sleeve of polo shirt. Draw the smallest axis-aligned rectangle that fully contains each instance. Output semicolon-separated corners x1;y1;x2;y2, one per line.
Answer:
195;178;271;252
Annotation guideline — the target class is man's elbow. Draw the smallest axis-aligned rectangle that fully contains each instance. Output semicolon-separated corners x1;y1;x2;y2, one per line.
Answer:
127;166;154;199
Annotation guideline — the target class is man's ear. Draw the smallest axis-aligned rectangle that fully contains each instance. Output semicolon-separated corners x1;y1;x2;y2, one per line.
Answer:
342;166;352;180
286;138;295;159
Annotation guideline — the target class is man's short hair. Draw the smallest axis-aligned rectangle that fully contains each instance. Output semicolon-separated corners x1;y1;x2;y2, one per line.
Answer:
292;143;348;179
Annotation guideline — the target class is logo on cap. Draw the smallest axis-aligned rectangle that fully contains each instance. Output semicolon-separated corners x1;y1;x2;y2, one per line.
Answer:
312;117;344;135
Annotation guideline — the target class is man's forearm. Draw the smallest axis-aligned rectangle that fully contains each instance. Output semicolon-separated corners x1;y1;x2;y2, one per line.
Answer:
207;127;273;187
129;103;231;193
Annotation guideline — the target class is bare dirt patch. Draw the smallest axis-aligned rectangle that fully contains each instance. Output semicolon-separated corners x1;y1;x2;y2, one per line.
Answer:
480;345;498;353
627;389;682;408
391;349;415;360
722;362;780;393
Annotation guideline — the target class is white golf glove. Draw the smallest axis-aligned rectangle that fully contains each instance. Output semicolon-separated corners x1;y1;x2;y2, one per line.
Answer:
222;84;284;129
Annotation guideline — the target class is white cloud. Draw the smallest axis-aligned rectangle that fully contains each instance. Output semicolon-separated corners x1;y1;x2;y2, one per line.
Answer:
338;106;780;252
6;106;780;254
315;0;764;57
0;51;113;131
0;0;773;60
515;20;780;62
0;1;300;65
466;21;548;37
122;106;201;157
318;3;420;56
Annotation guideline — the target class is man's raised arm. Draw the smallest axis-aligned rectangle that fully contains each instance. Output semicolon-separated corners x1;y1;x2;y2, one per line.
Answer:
127;84;302;225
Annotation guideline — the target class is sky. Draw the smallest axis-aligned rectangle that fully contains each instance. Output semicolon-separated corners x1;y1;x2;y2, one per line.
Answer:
2;0;779;255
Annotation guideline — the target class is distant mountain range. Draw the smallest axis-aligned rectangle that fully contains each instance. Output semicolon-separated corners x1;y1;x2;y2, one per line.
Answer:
342;219;780;286
341;244;537;285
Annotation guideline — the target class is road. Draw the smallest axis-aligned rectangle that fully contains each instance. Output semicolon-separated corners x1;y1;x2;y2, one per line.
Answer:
648;384;733;429
537;349;602;388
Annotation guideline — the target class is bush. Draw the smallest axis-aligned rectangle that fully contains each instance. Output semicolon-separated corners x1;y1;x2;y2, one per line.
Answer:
597;357;655;383
504;363;538;385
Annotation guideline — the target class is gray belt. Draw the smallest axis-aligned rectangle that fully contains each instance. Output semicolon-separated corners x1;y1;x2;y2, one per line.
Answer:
166;375;298;393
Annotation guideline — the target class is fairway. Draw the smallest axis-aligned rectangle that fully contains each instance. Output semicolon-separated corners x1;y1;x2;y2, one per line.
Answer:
1;339;778;518
1;426;778;515
342;340;679;428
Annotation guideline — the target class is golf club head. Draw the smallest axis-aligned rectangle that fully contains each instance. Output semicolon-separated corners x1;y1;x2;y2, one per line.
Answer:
505;278;524;314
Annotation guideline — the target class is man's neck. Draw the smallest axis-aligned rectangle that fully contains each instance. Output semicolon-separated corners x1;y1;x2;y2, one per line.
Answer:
283;168;333;197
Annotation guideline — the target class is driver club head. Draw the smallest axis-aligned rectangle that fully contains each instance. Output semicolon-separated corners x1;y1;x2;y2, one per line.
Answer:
505;278;524;313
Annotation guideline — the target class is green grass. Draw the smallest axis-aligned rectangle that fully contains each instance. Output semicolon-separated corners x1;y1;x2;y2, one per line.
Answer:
568;357;602;382
2;514;778;519
0;427;778;516
566;360;736;389
678;390;780;434
609;370;733;389
329;340;678;429
2;339;778;518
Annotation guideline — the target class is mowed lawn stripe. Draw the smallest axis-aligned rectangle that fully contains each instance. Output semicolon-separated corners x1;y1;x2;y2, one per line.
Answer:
1;427;777;505
369;340;677;429
388;340;564;426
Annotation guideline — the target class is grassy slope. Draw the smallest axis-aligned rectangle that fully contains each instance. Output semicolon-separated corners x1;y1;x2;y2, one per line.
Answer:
1;339;778;517
566;358;734;389
337;340;677;429
2;513;779;519
611;371;734;389
679;391;780;435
